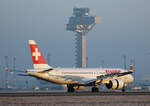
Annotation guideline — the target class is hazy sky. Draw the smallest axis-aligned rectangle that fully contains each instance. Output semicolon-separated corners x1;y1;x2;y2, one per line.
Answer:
0;0;150;83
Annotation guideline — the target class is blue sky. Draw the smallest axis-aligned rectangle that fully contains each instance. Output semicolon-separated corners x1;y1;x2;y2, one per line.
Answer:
0;0;150;84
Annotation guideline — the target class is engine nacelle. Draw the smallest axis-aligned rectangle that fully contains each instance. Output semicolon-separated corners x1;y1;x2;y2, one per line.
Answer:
106;79;124;89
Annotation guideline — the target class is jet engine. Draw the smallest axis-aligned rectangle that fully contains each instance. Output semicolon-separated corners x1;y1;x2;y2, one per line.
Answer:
106;79;124;89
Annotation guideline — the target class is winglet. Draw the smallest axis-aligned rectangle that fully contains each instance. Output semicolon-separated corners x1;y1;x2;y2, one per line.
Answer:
129;65;133;73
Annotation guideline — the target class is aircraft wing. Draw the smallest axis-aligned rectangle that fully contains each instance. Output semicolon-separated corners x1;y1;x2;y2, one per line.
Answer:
77;71;133;86
81;65;134;86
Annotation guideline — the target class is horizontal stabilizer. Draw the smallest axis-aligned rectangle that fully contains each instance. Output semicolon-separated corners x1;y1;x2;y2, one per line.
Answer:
37;68;54;73
17;73;31;76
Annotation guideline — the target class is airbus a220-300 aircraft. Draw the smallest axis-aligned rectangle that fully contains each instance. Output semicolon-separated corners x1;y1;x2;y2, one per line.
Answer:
26;40;134;92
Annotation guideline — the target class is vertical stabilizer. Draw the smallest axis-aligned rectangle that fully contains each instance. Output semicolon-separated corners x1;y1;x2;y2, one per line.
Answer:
28;40;52;69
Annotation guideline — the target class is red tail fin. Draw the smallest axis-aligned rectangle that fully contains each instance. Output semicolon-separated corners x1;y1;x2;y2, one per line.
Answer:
29;40;51;69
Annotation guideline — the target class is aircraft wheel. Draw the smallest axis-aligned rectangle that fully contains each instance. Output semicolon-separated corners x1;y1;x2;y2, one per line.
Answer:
122;88;125;92
92;87;99;92
67;85;75;92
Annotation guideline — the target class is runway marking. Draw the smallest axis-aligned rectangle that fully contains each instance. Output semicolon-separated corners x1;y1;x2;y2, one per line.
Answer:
0;91;150;97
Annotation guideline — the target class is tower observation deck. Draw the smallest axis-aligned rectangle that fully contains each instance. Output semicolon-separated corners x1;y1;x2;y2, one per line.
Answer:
67;8;101;68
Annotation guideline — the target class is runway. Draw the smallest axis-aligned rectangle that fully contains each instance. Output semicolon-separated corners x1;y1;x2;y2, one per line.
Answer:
0;91;150;97
0;91;150;106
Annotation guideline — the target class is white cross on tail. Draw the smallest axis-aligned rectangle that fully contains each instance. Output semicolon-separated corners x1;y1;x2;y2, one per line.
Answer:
32;48;41;61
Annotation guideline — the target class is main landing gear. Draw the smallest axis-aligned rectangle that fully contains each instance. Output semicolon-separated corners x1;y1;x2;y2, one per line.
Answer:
67;84;75;92
67;84;99;93
121;87;125;92
91;87;99;92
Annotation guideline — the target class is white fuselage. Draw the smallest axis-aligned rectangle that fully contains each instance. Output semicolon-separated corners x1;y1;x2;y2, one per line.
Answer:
27;40;134;91
27;68;134;85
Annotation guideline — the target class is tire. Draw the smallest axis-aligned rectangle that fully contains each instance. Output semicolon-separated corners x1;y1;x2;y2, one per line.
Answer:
67;85;75;92
92;87;99;92
122;88;125;92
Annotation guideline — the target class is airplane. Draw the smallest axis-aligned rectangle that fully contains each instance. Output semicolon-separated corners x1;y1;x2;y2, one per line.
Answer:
25;40;134;92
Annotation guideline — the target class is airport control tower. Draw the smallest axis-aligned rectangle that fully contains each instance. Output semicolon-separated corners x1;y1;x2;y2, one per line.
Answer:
67;8;101;68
